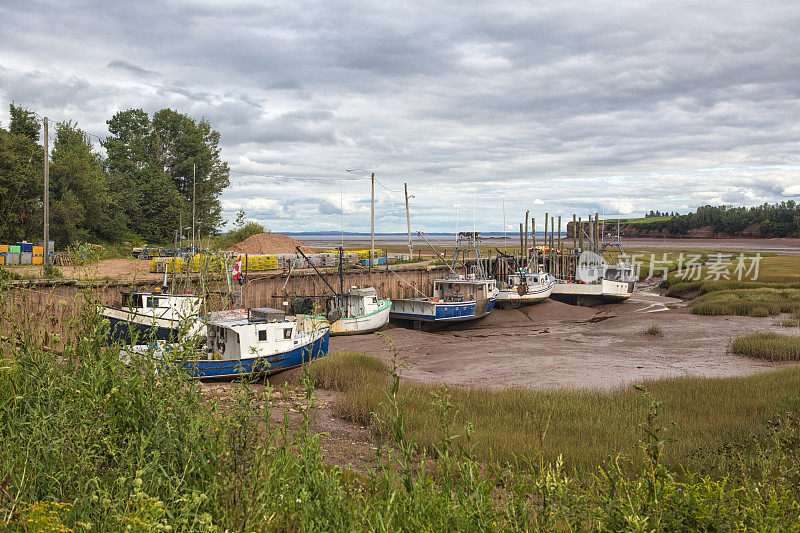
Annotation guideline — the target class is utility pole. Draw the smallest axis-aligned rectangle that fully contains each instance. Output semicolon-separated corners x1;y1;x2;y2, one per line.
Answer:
404;182;413;259
43;117;50;269
370;172;375;272
192;163;196;255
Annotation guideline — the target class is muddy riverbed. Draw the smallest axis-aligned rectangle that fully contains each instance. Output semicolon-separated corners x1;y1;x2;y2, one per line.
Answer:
330;285;798;390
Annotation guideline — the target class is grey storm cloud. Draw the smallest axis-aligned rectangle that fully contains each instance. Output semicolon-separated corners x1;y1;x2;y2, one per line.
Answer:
1;0;799;232
107;60;157;78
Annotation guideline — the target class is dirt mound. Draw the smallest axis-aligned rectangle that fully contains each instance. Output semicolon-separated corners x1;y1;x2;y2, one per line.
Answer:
228;233;313;255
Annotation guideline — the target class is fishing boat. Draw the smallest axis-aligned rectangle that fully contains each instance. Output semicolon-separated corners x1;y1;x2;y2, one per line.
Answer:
175;307;330;379
295;288;392;335
389;277;497;326
101;291;205;344
495;271;555;308
550;262;637;306
290;247;392;335
390;232;498;328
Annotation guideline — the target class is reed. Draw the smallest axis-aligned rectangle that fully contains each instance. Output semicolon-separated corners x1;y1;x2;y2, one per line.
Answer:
311;351;800;474
690;288;800;316
730;333;800;361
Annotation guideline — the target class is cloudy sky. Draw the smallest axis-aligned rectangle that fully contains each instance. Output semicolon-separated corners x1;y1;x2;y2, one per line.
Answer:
1;0;799;233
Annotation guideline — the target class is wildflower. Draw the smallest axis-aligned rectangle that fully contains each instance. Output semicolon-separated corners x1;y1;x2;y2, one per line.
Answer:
295;498;301;504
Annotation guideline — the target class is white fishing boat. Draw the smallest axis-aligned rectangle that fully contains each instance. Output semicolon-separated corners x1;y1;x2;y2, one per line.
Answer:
296;288;392;335
101;291;205;344
185;308;330;379
550;262;637;306
495;271;555;308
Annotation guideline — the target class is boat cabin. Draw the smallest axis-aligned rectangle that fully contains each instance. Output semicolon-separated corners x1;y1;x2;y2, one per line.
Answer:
335;288;383;318
603;264;638;283
507;272;549;287
205;307;303;361
119;291;202;320
432;279;497;302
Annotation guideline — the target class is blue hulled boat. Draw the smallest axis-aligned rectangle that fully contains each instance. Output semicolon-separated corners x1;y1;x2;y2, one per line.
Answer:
390;232;498;328
187;308;330;379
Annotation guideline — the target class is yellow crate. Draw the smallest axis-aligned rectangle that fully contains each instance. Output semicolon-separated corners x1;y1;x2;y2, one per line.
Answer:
189;255;224;273
0;245;7;253
32;246;43;255
32;256;43;265
0;255;4;266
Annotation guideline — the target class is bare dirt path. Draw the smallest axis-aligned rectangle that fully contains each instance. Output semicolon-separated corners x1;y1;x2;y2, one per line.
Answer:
330;289;797;390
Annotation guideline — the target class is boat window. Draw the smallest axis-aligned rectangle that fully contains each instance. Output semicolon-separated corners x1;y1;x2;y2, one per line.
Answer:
283;328;293;339
371;297;377;304
146;296;156;308
258;329;267;341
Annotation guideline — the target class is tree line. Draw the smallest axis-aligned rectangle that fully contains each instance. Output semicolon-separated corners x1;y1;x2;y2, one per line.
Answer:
0;103;230;248
632;202;800;237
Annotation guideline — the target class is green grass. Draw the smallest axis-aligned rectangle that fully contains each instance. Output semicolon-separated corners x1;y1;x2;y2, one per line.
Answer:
690;288;800;316
310;352;800;474
731;333;800;361
666;255;800;298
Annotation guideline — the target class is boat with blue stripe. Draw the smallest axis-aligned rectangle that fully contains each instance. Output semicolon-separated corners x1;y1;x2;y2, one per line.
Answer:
191;308;330;380
390;278;497;326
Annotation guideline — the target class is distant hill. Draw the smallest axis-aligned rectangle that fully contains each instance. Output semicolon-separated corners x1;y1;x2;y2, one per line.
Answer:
567;202;800;239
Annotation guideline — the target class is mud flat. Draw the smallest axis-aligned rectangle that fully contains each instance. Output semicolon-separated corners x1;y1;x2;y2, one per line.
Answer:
330;289;800;390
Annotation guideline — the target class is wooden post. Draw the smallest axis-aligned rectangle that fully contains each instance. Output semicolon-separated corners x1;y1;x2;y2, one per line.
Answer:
578;216;583;250
572;214;577;249
543;212;549;272
548;217;556;273
404;182;413;259
524;210;529;264
519;223;524;266
557;216;562;278
531;217;536;271
595;212;600;250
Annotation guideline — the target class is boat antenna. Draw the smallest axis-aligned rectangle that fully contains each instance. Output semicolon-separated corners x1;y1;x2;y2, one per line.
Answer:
295;246;338;296
417;231;458;277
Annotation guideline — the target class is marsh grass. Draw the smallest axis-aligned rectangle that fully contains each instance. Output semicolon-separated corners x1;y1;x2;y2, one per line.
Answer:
311;352;800;475
666;255;800;298
691;288;800;316
731;333;800;362
645;325;663;336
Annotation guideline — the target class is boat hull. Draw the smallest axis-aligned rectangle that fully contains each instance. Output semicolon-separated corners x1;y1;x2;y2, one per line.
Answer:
101;307;190;344
298;300;392;336
180;329;329;380
550;280;634;306
495;282;554;309
389;296;497;323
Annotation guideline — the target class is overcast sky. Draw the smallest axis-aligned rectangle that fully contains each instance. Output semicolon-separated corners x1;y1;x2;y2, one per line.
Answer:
1;0;799;233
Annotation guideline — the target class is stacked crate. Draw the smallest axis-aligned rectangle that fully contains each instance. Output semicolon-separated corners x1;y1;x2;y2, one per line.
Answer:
32;245;43;265
148;257;186;273
189;254;225;273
